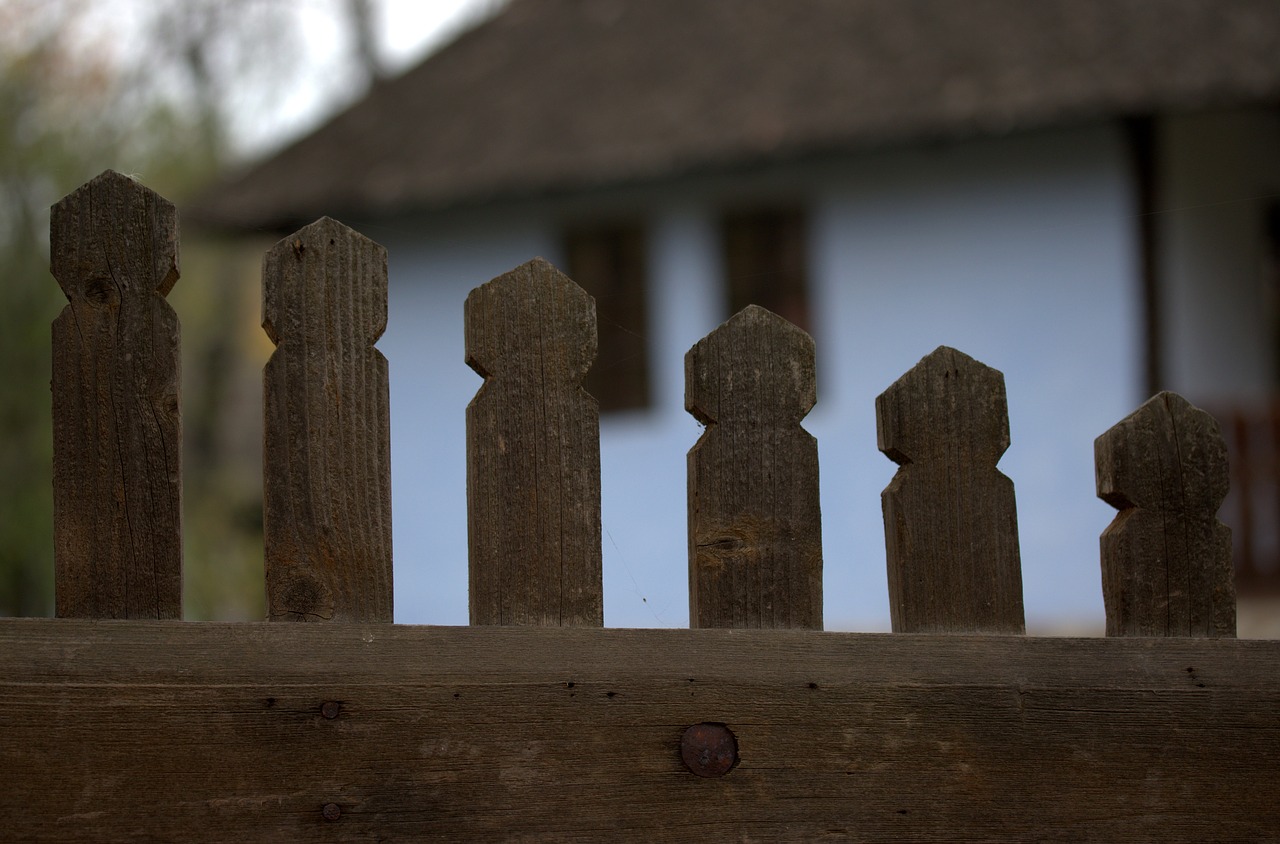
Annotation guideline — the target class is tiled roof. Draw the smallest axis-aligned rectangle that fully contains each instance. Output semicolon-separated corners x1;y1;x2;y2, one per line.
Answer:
193;0;1280;230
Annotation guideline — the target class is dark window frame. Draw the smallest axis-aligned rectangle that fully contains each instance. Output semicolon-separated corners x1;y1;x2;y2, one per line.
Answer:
562;221;651;413
721;205;811;334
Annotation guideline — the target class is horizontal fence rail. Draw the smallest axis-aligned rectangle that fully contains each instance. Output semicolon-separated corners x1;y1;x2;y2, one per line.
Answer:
3;621;1277;842
4;170;1277;841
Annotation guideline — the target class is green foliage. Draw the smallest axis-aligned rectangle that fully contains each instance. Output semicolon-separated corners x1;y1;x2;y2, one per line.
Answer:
0;4;132;615
0;0;292;618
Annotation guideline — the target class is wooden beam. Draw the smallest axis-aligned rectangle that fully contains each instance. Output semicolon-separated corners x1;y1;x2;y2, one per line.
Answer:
2;619;1277;841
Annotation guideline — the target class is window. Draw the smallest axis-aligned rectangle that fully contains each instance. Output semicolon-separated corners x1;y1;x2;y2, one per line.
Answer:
563;223;650;412
721;206;811;333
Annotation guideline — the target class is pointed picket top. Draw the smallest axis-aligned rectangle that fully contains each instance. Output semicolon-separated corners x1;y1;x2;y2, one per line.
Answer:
685;305;822;629
262;217;393;622
49;170;182;618
465;258;603;626
876;346;1024;633
51;170;180;300
262;216;388;347
1095;392;1235;637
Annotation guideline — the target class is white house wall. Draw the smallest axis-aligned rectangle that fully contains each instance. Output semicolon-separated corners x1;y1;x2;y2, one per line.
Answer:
808;126;1138;631
372;211;559;625
371;123;1141;631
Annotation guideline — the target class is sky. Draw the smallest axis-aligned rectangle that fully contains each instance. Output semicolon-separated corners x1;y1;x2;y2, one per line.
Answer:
236;0;504;155
37;0;505;158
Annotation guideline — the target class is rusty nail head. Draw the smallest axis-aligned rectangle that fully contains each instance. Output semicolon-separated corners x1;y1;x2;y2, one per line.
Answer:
322;803;341;821
321;701;340;720
681;722;738;777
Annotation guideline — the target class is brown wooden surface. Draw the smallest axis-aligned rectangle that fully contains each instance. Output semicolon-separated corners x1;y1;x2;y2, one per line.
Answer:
464;258;602;626
2;619;1278;842
876;346;1024;633
685;305;822;629
49;170;182;619
1096;392;1235;636
262;218;392;622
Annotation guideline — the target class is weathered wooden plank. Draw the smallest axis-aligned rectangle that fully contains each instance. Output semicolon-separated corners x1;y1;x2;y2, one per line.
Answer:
876;346;1024;633
49;170;182;619
1096;392;1235;637
2;619;1277;842
262;218;392;622
685;305;822;629
465;258;603;626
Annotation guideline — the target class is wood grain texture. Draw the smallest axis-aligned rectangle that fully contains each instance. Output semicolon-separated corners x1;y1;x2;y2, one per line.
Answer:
2;619;1278;842
262;218;392;622
1096;391;1235;637
465;258;602;626
49;170;182;619
686;305;822;629
877;346;1024;633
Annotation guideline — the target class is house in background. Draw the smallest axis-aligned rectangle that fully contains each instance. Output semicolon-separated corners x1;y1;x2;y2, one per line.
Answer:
195;0;1280;630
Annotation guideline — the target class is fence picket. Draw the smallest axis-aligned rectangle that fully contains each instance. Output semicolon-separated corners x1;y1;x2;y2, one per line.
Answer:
685;305;822;629
49;170;182;619
465;258;603;626
876;346;1024;633
1095;392;1235;636
262;218;392;622
20;192;1280;840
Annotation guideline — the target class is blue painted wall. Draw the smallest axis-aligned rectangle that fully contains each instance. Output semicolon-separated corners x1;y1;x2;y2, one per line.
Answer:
366;123;1172;630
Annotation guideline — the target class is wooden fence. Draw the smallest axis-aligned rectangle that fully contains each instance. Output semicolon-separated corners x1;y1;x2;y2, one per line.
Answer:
2;170;1278;840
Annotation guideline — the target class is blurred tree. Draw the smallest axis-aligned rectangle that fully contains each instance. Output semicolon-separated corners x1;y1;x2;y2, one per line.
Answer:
0;0;360;618
346;0;388;83
0;0;146;615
